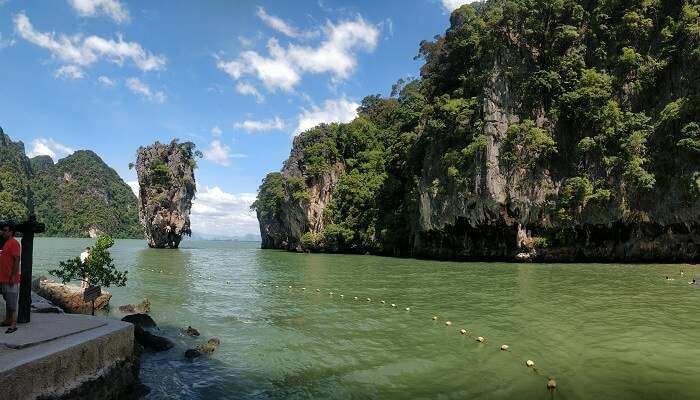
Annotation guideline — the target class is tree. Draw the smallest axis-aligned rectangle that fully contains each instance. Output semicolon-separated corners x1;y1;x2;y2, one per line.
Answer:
49;235;127;289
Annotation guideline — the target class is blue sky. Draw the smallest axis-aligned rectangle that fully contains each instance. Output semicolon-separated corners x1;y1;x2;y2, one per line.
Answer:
0;0;472;238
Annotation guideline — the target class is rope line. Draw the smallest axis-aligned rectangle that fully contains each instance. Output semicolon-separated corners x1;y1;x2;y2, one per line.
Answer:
255;282;560;393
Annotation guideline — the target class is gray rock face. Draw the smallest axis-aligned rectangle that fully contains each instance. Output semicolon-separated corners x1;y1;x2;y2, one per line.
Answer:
136;140;197;248
257;133;344;251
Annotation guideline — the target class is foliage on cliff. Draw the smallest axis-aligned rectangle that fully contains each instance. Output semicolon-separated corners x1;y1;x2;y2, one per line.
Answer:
256;0;700;258
0;128;140;238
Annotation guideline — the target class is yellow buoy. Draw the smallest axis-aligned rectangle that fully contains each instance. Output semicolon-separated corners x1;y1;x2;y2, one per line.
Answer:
500;344;509;351
526;360;535;367
460;329;467;335
445;321;452;326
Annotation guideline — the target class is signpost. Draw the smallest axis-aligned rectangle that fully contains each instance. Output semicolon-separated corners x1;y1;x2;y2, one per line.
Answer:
17;214;45;324
83;286;102;316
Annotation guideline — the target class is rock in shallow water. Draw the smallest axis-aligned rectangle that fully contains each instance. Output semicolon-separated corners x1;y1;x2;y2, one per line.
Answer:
32;276;111;314
121;313;157;329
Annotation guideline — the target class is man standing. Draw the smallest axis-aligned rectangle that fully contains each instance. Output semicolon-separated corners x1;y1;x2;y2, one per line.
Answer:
0;223;21;334
80;247;90;289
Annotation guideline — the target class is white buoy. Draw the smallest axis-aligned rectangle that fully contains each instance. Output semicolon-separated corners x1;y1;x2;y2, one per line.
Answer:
275;285;279;288
445;321;452;326
380;300;385;304
460;329;467;335
302;287;306;290
288;285;292;288
432;316;438;320
500;344;509;351
329;292;334;295
526;360;535;367
391;304;397;308
340;294;344;298
316;289;320;292
476;336;485;343
354;296;359;300
367;298;371;302
547;377;557;390
227;281;230;284
405;307;411;311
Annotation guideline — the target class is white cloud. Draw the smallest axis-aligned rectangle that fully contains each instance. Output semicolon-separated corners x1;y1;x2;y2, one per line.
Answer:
217;16;378;91
97;75;116;86
28;138;74;161
54;64;85;80
211;126;222;138
68;0;130;23
256;6;318;39
234;117;285;133
14;12;165;72
295;97;358;134
235;81;264;102
126;77;165;103
0;32;16;50
190;186;260;238
441;0;480;12
126;180;139;196
203;139;233;166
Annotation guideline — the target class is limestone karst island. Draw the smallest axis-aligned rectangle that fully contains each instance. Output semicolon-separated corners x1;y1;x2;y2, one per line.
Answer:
0;1;698;399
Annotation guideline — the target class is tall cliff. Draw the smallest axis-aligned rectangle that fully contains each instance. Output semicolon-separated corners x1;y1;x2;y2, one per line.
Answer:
135;140;198;248
255;0;700;262
0;127;141;237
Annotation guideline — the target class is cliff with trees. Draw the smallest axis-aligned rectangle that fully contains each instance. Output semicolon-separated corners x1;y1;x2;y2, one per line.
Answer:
254;0;700;262
0;127;141;238
135;140;199;248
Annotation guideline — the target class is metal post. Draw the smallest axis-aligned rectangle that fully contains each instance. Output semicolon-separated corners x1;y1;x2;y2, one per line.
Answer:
17;215;45;324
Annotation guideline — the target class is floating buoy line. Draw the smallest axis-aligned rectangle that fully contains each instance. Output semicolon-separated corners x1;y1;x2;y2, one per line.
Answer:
253;282;559;393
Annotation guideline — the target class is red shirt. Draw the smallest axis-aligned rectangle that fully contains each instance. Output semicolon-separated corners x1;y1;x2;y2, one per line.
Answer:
0;239;21;284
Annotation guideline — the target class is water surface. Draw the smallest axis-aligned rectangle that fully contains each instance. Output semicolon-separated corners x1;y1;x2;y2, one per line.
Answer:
32;238;700;399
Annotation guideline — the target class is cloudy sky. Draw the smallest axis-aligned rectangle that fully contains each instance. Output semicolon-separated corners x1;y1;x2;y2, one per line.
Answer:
0;0;475;239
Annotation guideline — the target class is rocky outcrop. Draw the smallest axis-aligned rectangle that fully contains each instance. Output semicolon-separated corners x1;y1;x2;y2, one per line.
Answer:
32;277;112;314
257;133;344;251
135;140;198;248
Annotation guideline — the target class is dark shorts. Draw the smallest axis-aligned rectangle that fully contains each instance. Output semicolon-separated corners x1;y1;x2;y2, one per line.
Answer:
0;283;19;311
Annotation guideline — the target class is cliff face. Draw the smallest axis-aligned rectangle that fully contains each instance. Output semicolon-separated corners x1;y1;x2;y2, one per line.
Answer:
135;140;197;248
0;127;141;237
31;150;141;238
256;1;700;262
257;131;344;251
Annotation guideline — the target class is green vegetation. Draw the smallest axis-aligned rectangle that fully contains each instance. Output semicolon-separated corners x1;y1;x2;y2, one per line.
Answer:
50;235;127;288
0;130;141;238
256;0;700;255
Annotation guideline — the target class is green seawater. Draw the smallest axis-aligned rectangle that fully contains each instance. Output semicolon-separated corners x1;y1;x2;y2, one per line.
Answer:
31;238;700;400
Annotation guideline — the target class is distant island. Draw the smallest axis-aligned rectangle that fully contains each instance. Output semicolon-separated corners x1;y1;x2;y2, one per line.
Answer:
0;127;141;238
254;2;700;262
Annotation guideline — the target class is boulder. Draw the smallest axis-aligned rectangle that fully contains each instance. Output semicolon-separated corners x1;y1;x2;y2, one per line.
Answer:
184;326;200;337
133;326;174;352
196;337;221;354
184;349;201;360
121;313;157;329
32;276;111;314
119;298;151;314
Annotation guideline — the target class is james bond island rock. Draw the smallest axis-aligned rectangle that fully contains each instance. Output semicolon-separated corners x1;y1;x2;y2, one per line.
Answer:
0;127;141;238
255;1;700;262
135;140;200;248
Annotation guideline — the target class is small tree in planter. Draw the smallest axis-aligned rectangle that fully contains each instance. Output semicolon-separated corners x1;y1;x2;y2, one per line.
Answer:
50;235;127;290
